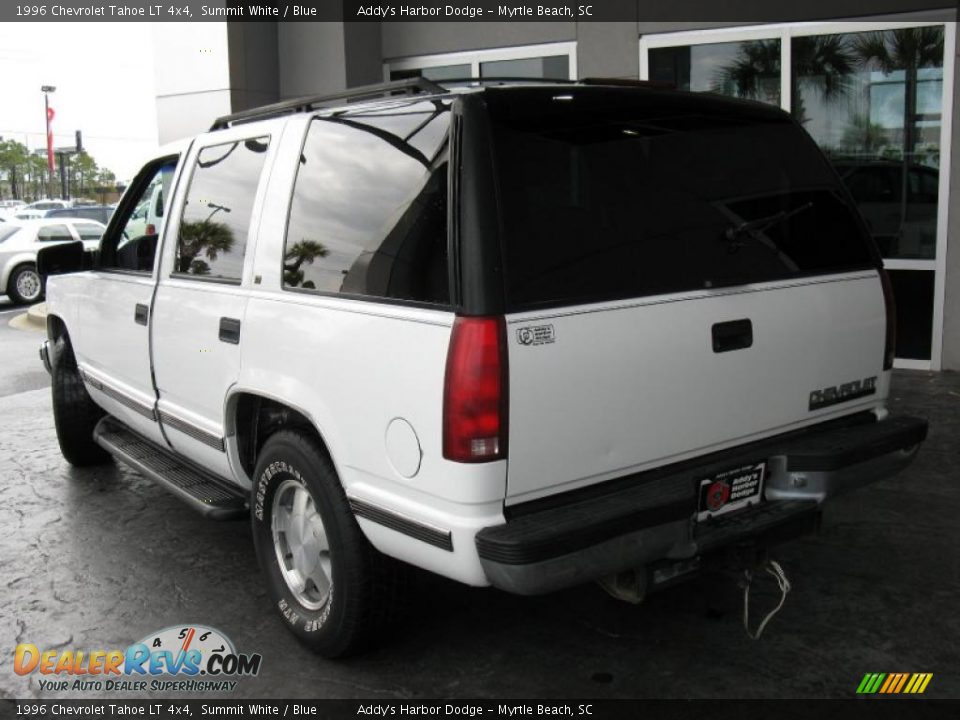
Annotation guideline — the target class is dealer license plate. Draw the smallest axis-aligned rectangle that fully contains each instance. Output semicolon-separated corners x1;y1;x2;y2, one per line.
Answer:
696;461;766;521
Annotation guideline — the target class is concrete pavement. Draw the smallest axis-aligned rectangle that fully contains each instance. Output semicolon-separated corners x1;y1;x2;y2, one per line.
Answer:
0;369;958;700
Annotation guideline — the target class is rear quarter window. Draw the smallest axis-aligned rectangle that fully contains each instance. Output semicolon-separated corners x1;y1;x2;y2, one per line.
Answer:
282;99;451;306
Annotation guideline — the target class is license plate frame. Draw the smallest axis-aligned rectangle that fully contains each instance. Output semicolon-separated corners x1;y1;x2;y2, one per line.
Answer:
696;461;766;521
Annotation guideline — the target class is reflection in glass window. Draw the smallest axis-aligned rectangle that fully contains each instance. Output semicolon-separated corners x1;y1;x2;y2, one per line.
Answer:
792;27;944;260
175;137;270;281
649;40;781;106
480;55;570;79
283;100;450;305
390;64;471;81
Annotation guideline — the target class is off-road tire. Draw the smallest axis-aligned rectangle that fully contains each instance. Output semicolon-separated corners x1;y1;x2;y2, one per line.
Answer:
51;336;110;466
251;429;406;657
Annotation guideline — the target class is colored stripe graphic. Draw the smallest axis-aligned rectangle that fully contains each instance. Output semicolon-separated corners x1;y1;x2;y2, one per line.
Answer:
857;673;932;694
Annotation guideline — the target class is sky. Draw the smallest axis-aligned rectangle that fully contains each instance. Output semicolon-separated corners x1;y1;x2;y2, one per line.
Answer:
0;23;160;183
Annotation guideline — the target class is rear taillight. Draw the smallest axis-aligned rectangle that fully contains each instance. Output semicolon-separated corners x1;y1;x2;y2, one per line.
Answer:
443;316;508;463
879;268;896;370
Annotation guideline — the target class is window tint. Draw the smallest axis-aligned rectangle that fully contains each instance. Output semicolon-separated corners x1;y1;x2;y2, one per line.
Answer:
37;224;72;242
487;88;875;311
176;137;270;281
101;157;178;273
283;101;450;304
74;222;104;241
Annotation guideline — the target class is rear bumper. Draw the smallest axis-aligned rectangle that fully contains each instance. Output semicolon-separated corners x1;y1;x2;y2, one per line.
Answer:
476;414;927;595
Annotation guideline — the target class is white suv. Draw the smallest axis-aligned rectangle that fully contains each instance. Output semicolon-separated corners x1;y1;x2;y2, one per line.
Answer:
39;79;927;657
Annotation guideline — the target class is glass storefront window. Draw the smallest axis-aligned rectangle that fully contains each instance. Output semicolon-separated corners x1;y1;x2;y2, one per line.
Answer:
649;40;781;106
390;64;471;82
792;27;945;261
479;55;569;79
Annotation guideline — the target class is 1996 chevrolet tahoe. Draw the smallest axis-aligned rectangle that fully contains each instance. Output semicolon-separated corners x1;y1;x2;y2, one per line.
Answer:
38;78;927;656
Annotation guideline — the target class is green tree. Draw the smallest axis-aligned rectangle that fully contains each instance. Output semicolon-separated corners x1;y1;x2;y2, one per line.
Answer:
70;151;98;198
0;139;30;199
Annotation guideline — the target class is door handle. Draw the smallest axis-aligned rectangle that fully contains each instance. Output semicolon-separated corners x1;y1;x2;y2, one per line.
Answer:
134;303;149;326
712;319;753;353
219;317;241;345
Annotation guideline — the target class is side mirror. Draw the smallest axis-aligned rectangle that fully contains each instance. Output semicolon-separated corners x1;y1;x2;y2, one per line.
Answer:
37;240;97;280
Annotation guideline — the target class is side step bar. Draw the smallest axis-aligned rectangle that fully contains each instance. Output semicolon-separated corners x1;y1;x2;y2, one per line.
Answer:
94;416;248;520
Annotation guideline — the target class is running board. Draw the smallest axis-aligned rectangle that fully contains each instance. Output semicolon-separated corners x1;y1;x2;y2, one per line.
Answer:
94;416;248;520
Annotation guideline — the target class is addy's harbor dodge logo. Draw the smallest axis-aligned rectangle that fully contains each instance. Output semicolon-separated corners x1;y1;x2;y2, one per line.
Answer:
857;673;933;695
14;624;261;693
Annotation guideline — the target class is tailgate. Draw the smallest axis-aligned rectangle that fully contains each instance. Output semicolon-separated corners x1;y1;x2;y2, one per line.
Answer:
505;271;886;504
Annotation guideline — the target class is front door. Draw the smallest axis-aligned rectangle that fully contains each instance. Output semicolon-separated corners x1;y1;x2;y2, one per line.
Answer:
77;156;180;445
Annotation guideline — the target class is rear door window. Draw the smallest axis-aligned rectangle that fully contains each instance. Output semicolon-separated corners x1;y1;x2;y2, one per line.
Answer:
487;88;875;311
175;136;270;282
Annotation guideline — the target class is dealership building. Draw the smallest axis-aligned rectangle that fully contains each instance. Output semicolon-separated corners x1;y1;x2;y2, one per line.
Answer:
152;2;959;371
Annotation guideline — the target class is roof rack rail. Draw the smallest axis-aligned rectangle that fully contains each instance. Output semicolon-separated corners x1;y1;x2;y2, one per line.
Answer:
209;77;447;131
580;77;676;89
434;76;675;90
436;76;577;87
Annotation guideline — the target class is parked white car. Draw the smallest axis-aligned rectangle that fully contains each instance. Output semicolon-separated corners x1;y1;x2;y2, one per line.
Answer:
14;199;73;221
1;218;104;304
40;79;927;657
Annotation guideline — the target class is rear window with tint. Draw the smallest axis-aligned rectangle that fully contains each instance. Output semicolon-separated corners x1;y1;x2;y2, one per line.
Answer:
487;88;875;311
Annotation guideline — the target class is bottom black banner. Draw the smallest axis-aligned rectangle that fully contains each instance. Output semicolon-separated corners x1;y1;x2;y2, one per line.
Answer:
1;699;958;720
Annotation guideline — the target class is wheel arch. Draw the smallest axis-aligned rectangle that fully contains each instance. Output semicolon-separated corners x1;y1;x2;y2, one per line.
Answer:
226;390;341;486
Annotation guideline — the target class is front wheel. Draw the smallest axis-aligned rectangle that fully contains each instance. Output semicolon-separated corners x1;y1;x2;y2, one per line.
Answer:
51;337;110;466
8;263;43;305
251;430;405;657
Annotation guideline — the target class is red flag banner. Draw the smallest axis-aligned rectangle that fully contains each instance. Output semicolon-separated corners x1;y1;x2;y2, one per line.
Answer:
46;107;55;172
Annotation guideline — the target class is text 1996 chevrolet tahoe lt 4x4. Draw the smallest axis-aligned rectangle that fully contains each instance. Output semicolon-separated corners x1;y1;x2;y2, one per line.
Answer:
38;78;927;656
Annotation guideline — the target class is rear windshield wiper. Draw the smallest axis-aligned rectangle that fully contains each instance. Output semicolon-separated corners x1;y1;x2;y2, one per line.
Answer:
723;201;814;251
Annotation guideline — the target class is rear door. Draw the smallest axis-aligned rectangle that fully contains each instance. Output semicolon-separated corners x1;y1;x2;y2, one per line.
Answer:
150;129;274;481
484;88;887;505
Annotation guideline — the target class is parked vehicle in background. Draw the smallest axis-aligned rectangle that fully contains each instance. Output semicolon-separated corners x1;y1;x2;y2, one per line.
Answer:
1;218;104;304
39;79;927;657
46;205;114;225
0;200;26;211
15;199;74;221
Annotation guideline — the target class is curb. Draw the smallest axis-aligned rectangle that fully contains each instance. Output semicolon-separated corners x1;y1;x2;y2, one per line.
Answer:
9;302;46;332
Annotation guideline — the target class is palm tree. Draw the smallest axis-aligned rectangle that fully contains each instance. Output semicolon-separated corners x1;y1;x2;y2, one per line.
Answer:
177;220;235;275
852;27;944;159
712;39;781;104
790;35;857;124
713;36;856;122
283;239;329;289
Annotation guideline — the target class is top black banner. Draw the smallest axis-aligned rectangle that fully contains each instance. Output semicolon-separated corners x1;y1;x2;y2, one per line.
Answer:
2;0;955;23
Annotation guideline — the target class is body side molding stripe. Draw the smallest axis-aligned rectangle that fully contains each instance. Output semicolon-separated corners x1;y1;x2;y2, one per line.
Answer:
158;410;226;452
349;498;454;552
79;368;157;421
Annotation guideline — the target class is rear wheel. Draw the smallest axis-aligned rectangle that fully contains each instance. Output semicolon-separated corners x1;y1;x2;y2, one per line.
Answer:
51;337;110;466
251;430;405;657
8;263;43;305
